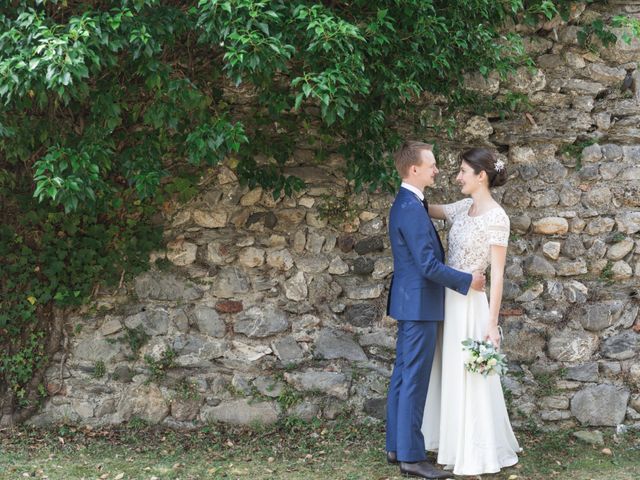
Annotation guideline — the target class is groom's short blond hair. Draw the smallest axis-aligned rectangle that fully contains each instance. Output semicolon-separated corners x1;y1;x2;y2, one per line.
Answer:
394;141;433;179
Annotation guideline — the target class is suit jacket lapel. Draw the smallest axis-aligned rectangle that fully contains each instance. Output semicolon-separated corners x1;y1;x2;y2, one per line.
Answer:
420;195;444;256
399;188;445;257
424;205;444;255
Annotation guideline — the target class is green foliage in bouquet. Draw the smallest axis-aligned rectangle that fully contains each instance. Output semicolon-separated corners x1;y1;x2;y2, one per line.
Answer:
462;338;508;377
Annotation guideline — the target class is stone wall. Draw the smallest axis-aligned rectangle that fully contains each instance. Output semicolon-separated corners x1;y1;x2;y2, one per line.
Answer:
28;3;640;430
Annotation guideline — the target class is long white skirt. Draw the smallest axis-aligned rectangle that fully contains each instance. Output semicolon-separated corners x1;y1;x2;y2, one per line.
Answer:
422;288;521;476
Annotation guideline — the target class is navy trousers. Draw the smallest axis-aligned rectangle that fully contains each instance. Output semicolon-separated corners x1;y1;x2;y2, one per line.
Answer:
385;320;439;462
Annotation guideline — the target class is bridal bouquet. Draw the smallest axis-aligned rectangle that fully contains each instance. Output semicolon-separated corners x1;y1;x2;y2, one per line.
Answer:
461;338;508;376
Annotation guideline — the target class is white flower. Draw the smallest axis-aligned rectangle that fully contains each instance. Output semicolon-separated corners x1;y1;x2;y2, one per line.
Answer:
462;337;508;376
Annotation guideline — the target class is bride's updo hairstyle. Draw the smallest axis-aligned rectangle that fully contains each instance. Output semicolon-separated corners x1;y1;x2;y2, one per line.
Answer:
460;148;508;188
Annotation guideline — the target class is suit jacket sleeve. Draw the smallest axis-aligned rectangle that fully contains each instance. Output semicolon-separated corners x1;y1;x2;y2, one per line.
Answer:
400;204;472;295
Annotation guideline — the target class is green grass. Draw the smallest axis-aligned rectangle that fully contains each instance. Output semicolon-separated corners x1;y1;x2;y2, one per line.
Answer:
0;420;638;479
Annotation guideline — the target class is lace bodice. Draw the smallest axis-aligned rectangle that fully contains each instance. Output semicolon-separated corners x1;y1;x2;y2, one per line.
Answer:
442;198;510;273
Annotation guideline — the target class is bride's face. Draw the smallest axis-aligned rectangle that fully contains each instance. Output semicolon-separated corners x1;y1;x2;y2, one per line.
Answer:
456;160;485;195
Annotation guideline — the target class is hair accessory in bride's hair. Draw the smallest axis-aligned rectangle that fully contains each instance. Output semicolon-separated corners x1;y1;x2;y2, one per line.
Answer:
494;159;505;172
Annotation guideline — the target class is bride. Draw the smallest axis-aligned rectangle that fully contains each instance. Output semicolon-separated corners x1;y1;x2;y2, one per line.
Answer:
421;147;521;476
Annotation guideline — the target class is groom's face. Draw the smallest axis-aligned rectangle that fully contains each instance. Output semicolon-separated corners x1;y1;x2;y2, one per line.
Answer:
416;149;439;189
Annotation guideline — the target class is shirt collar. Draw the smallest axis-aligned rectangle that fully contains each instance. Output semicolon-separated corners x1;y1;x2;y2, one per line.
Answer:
400;182;424;202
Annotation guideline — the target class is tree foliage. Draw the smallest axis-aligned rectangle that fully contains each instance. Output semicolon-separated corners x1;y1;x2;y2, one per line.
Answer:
0;0;635;419
2;0;604;207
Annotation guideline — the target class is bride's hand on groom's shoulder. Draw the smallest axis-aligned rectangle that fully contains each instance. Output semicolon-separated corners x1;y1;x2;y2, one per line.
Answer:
470;270;485;291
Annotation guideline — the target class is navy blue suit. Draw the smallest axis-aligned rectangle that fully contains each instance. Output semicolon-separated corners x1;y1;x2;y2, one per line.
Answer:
386;187;472;462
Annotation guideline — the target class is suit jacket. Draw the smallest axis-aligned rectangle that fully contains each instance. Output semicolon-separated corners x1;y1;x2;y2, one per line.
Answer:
387;187;471;321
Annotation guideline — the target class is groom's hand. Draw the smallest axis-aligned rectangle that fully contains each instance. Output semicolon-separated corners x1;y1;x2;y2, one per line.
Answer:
470;271;486;291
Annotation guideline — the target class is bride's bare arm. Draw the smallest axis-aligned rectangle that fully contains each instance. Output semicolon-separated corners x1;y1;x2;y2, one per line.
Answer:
428;204;446;220
486;244;507;347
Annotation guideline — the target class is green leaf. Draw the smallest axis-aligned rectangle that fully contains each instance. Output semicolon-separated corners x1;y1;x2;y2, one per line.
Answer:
256;22;269;35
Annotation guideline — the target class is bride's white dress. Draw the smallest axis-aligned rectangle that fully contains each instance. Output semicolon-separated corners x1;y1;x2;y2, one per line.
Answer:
422;198;521;476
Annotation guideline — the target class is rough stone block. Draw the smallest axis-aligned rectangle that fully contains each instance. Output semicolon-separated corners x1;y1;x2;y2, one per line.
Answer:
238;247;265;267
193;306;226;338
272;336;305;364
193;210;227;228
577;301;624;332
571;384;630;426
344;303;380;327
354;236;385;255
135;272;203;301
565;362;599;382
284;271;308;301
118;384;169;424
315;329;367;361
234;305;289;338
533;217;569;235
601;331;639;360
167;239;198;266
284;371;351;400
201;399;279;425
548;329;598;362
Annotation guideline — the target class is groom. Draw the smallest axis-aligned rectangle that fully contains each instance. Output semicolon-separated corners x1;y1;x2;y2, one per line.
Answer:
386;141;484;479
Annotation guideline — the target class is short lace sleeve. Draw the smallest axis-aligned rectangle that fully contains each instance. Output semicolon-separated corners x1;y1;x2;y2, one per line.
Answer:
442;198;472;223
487;209;510;247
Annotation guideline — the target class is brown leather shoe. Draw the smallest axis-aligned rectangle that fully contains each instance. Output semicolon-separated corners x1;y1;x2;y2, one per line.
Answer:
387;451;398;464
400;461;452;479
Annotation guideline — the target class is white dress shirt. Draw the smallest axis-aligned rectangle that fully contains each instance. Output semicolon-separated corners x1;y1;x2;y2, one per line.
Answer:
400;182;424;202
